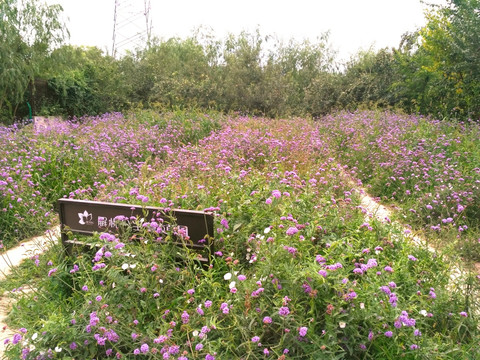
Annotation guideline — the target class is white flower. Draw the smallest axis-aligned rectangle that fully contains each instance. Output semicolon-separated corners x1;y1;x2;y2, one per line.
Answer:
112;282;116;289
121;263;129;270
229;281;236;289
129;264;136;269
159;279;164;284
419;310;428;317
360;303;365;309
31;333;38;340
192;330;199;337
264;227;271;234
339;322;346;328
55;346;62;352
224;272;232;280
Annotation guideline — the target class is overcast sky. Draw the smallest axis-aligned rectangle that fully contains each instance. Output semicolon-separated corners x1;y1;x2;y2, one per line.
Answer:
45;0;447;61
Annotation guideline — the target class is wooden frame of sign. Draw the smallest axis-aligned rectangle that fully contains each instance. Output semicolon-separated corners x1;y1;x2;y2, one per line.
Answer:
57;198;214;262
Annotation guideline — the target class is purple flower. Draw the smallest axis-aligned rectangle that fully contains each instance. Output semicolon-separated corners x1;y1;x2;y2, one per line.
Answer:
47;268;57;277
384;266;393;272
220;218;229;229
205;354;215;360
366;258;377;268
408;255;418;261
284;246;297;255
140;343;149;353
272;190;281;198
299;327;308;337
92;263;106;271
380;286;391;295
384;331;393;338
169;345;180;354
12;333;22;345
460;311;468;317
251;336;260;343
263;316;272;324
318;270;328;277
133;348;140;355
220;302;229;314
181;311;190;324
278;306;290;317
410;344;419;350
286;226;299;236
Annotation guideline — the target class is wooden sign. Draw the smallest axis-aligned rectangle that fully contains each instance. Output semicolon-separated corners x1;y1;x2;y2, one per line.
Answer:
58;199;214;259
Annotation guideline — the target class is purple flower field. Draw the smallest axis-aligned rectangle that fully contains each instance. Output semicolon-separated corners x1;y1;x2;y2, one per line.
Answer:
1;110;479;359
317;111;480;260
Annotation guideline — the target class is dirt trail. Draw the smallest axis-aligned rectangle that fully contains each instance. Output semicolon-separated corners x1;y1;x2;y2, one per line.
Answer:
341;170;479;306
0;227;59;357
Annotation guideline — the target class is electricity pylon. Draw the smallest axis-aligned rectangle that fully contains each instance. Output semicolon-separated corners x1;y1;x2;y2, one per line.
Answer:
112;0;152;57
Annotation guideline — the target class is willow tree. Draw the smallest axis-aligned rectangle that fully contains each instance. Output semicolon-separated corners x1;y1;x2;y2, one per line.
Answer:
0;0;67;123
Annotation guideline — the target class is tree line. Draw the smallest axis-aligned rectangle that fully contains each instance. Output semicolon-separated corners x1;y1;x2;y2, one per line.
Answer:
1;0;479;124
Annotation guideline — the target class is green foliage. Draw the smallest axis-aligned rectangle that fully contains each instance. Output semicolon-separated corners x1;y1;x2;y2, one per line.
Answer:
392;0;480;120
40;46;128;116
340;49;399;110
0;0;67;123
3;1;480;122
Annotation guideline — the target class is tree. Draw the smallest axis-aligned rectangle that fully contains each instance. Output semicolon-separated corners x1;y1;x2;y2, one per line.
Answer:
0;0;67;123
418;0;480;119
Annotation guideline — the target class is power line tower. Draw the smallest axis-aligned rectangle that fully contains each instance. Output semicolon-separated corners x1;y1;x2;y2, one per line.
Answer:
112;0;152;57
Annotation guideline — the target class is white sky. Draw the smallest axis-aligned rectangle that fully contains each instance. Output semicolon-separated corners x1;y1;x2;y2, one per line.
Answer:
46;0;447;61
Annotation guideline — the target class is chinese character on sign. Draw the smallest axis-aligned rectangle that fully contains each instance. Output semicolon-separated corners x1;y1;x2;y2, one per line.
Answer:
108;218;117;228
98;216;108;228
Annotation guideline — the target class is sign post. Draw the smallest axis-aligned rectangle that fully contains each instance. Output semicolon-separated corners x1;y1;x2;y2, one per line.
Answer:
58;199;214;261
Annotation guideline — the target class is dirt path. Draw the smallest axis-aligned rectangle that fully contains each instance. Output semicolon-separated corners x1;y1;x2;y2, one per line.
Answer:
0;227;59;357
342;170;479;309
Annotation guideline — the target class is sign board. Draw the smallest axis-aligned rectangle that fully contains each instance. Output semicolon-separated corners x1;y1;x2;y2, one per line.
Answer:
58;199;214;256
